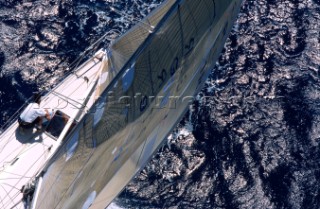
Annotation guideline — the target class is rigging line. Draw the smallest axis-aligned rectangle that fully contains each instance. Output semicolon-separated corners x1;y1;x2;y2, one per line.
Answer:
46;70;90;97
3;91;52;129
55;68;100;105
54;55;101;92
1;183;21;192
1;113;46;150
74;56;102;78
47;47;100;92
0;177;32;180
50;77;99;113
0;196;4;209
0;170;32;178
0;102;53;154
0;184;16;209
51;91;87;109
0;97;33;134
17;140;51;162
5;190;21;209
70;49;101;77
110;6;155;33
0;139;47;169
0;144;34;170
0;129;18;155
4;145;53;201
8;198;22;209
66;31;114;72
56;62;99;97
0;144;28;168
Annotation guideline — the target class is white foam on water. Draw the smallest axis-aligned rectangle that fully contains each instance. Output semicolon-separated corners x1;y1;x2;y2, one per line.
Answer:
106;202;126;209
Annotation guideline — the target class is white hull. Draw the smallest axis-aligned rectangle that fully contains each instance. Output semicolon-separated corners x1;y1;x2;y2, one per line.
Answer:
0;0;242;208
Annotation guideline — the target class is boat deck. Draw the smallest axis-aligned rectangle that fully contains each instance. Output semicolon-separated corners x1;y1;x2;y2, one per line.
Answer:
0;50;107;209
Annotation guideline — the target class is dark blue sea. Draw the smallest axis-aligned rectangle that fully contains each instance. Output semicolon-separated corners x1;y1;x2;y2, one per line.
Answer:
1;0;320;208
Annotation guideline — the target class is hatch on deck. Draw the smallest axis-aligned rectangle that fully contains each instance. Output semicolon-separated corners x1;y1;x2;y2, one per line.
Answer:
45;111;76;139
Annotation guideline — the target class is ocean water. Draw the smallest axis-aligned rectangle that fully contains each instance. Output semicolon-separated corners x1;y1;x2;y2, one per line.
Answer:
1;0;320;208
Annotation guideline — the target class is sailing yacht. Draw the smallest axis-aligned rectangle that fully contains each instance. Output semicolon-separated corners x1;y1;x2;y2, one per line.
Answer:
0;0;242;208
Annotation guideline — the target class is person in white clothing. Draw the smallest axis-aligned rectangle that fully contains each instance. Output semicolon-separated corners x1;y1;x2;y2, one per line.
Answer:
18;93;51;130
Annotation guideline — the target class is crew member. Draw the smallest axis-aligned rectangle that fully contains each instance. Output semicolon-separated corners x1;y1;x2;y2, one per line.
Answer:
18;93;51;130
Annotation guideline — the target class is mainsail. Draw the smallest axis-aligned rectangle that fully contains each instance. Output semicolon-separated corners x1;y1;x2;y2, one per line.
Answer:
33;0;242;208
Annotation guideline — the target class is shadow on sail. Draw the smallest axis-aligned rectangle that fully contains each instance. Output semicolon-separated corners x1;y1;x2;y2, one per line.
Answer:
32;0;242;208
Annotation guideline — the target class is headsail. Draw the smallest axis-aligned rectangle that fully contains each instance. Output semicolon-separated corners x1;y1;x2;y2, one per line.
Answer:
109;0;176;72
33;0;242;208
